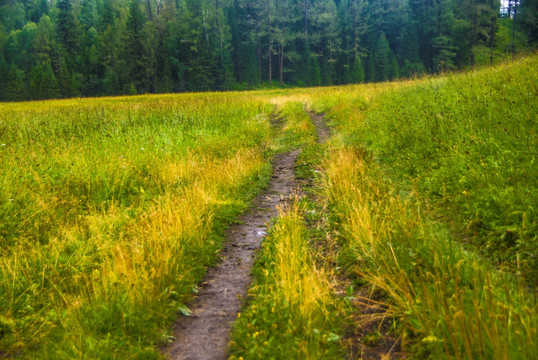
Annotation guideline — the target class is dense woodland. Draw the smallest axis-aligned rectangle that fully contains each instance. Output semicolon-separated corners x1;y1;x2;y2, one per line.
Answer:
0;0;536;100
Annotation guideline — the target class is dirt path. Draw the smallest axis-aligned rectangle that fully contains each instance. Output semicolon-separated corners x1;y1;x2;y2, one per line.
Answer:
165;150;301;360
308;111;330;144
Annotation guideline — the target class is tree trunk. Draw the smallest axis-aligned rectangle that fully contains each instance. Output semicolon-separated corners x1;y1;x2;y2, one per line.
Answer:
268;0;272;86
216;0;223;51
471;0;476;68
490;0;495;65
279;43;284;85
256;13;262;84
512;0;517;58
146;0;153;21
304;0;308;40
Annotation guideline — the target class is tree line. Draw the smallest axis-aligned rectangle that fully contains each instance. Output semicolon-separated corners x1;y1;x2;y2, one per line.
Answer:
0;0;536;101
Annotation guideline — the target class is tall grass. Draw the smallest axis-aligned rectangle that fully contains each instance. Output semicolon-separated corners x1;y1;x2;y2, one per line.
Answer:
0;93;273;358
312;55;538;358
324;147;537;359
229;201;342;360
313;56;538;282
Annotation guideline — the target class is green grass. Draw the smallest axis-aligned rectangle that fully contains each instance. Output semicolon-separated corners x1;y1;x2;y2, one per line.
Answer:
309;55;538;359
323;147;537;359
313;56;538;282
229;201;343;360
0;93;274;358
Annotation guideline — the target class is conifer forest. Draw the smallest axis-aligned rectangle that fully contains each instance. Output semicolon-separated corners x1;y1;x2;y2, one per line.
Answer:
0;0;537;100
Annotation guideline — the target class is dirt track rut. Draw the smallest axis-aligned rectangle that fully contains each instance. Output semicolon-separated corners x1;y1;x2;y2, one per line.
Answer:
165;150;301;360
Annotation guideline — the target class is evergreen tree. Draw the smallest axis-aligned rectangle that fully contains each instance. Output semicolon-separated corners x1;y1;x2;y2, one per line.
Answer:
218;47;235;90
56;0;79;56
365;49;375;82
122;0;146;93
520;0;538;44
6;64;26;101
0;0;536;99
375;32;392;81
305;45;321;86
103;65;120;94
350;54;364;83
34;14;55;66
58;59;79;97
28;63;58;99
0;55;8;100
141;20;158;93
101;0;116;29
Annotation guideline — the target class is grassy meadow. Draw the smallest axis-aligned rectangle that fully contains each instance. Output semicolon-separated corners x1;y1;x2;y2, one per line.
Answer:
1;55;537;359
0;93;275;358
308;55;538;359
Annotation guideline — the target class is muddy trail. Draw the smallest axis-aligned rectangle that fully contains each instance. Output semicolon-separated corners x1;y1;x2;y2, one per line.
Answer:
165;148;301;360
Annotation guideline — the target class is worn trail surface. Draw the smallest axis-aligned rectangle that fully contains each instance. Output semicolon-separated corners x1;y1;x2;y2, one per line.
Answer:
308;111;330;144
165;150;300;360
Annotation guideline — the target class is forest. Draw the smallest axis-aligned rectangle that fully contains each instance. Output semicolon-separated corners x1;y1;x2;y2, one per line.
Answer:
0;0;537;100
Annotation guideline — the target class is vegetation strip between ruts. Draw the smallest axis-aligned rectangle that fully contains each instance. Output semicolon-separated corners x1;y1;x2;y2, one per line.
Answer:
229;104;346;360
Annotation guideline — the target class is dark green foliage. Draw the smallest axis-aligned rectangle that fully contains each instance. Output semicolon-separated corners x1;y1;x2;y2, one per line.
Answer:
56;0;79;55
305;49;321;87
28;63;58;99
520;0;538;44
374;32;392;81
6;63;26;100
0;0;535;100
123;0;146;93
365;51;375;82
350;54;364;83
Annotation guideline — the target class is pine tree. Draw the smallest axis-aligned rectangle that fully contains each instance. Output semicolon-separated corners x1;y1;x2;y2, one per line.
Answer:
366;49;375;82
58;59;80;97
350;54;364;83
520;0;538;44
34;15;55;66
29;64;45;99
375;32;391;81
57;0;79;56
0;55;8;100
218;47;235;90
431;0;456;71
123;0;146;93
103;65;120;94
6;64;27;101
305;47;321;87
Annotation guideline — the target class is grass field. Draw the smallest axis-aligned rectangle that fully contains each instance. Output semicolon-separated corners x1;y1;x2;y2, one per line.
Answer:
1;55;537;359
308;55;538;359
0;93;275;358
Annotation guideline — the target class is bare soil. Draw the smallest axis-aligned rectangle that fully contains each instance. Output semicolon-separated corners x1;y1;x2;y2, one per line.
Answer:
164;150;301;360
308;111;330;143
343;286;404;360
